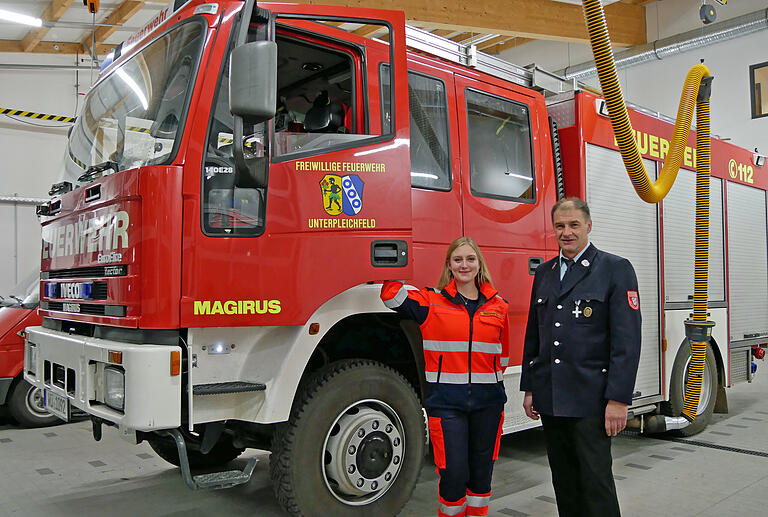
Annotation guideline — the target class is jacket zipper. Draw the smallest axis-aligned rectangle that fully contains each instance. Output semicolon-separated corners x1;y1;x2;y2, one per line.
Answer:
468;312;474;385
437;355;443;383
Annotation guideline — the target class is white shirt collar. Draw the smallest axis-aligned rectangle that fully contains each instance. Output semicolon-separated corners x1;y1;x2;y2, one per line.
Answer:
560;241;590;265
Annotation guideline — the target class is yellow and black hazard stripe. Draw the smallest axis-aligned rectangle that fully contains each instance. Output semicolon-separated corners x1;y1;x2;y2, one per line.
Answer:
0;107;75;123
68;145;87;170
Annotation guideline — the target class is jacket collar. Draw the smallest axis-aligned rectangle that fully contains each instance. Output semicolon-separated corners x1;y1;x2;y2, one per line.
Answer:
441;278;498;305
558;243;598;297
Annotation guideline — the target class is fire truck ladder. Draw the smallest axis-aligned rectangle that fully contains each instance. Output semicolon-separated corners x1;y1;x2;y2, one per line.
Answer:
404;25;577;96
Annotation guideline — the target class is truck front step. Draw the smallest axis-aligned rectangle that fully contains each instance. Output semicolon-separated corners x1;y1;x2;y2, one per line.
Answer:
161;429;258;490
192;461;259;490
192;381;266;395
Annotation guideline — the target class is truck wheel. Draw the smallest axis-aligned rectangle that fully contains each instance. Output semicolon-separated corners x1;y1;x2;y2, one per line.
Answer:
270;360;424;517
7;379;61;428
664;339;718;436
147;432;244;468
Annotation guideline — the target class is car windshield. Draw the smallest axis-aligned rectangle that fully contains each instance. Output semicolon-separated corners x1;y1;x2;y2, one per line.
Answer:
62;20;205;185
1;269;39;309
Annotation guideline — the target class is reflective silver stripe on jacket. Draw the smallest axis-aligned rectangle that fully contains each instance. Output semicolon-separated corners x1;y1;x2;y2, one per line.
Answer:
423;340;502;354
465;494;491;508
383;285;409;308
439;501;467;516
500;356;509;367
425;371;504;384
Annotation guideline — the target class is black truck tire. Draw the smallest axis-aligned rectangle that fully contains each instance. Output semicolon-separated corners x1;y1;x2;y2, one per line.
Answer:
270;359;424;517
7;378;62;428
664;339;718;436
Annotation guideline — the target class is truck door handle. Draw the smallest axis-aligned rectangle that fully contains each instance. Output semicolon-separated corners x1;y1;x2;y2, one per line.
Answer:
529;257;543;275
371;241;408;267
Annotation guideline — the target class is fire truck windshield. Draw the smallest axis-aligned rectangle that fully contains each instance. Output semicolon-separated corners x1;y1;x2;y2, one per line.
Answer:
62;19;206;184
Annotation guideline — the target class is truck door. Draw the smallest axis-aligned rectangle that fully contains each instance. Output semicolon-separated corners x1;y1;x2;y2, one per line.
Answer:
381;60;462;286
454;75;553;364
182;4;410;327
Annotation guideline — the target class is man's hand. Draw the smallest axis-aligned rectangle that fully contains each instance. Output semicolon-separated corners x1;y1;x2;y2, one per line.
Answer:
523;391;539;420
604;400;628;436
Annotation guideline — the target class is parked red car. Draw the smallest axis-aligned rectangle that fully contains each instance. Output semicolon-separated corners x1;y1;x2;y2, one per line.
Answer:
0;272;60;427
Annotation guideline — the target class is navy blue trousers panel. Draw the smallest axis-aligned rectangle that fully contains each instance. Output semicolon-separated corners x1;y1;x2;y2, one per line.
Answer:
540;415;620;517
428;405;504;503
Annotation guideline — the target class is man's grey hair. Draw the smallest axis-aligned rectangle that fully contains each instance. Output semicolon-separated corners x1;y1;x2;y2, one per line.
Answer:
551;197;591;222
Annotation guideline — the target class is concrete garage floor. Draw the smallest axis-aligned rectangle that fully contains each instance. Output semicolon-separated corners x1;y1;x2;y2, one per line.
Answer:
1;369;766;517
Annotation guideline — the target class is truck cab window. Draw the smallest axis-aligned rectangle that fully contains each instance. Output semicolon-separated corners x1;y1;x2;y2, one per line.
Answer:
272;25;380;157
381;67;451;190
202;36;267;237
466;89;535;202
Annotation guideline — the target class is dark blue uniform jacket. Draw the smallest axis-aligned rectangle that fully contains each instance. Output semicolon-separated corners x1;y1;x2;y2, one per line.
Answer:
520;244;642;418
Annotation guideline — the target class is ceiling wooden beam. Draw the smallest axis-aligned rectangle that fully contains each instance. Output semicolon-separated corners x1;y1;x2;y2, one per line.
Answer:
620;0;655;5
430;29;456;38
353;24;384;37
481;37;535;54
1;39;115;54
475;35;509;51
20;0;76;52
293;0;646;46
80;0;144;51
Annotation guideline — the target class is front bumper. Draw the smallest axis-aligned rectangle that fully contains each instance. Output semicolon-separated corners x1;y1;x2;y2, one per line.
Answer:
23;326;181;431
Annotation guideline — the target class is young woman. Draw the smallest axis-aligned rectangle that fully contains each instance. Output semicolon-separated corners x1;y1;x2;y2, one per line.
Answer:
380;236;509;517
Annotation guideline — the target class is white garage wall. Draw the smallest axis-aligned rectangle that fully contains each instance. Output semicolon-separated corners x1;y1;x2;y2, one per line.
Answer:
500;0;768;152
0;52;95;294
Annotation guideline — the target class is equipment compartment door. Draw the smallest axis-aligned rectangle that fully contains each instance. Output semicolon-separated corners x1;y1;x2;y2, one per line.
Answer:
726;182;768;346
585;144;662;403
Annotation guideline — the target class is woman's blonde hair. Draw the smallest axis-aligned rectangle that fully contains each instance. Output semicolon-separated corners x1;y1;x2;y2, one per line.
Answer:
437;236;494;290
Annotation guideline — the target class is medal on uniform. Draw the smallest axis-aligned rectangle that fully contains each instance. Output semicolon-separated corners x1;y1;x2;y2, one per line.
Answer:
572;299;582;318
584;306;593;318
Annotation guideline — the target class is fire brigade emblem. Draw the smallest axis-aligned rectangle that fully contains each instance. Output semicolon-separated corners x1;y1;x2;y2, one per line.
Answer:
320;174;364;216
627;290;639;310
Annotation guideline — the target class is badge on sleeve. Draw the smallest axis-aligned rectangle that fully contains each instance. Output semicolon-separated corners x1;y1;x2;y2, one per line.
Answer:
627;290;639;310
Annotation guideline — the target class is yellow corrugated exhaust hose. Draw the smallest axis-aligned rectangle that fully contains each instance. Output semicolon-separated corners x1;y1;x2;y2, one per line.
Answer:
581;0;714;424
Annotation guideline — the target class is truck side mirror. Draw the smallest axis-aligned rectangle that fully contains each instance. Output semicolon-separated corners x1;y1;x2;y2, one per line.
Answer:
229;41;278;123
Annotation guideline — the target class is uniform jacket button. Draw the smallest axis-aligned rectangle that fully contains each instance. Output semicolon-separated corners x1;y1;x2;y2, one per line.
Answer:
557;304;563;309
537;298;543;303
555;322;561;327
554;341;560;346
554;359;561;364
602;368;607;373
529;360;535;365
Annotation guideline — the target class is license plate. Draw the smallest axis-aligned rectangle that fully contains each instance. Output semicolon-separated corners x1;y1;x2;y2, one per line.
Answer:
44;389;70;421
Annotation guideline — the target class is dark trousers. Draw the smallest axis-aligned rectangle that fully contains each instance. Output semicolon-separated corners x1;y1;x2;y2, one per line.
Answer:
540;415;620;517
427;405;504;504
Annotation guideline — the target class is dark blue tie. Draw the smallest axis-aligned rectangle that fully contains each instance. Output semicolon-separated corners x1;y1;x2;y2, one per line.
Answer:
561;258;574;283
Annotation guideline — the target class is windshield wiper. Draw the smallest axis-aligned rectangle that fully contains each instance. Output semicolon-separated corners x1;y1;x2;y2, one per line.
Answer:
9;295;24;303
77;161;118;183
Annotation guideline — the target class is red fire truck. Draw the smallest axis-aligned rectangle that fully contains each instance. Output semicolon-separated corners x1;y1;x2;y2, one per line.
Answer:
0;271;58;427
24;1;767;515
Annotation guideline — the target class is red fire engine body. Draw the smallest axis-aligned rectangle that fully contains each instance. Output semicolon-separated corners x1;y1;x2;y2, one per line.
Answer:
24;1;767;515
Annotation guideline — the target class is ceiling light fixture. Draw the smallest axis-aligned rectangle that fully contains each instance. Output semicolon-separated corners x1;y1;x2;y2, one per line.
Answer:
0;8;43;27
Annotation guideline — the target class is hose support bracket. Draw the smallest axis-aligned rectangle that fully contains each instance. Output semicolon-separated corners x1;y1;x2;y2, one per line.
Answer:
697;76;714;102
684;319;715;342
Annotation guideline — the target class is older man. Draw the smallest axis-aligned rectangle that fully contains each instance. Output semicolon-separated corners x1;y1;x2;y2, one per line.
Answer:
521;197;641;517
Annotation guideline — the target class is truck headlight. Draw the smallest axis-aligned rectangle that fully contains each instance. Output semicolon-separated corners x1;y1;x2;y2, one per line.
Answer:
26;343;37;376
104;367;125;411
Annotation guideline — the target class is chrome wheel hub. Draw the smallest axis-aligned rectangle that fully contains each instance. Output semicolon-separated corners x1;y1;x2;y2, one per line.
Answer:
323;400;405;505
